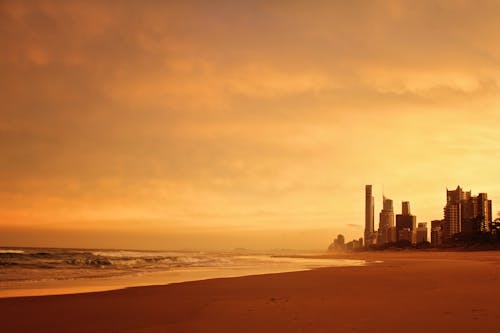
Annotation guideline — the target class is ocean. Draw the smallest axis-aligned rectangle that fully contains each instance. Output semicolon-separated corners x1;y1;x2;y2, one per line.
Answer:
0;247;366;298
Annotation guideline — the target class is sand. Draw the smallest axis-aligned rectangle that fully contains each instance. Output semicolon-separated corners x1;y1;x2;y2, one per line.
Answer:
1;251;500;332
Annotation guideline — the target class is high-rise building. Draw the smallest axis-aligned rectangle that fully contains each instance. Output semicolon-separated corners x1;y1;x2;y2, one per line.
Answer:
396;201;416;243
444;203;461;239
398;227;413;243
416;222;428;244
443;186;465;239
378;196;395;244
431;220;443;246
388;226;397;243
365;185;375;246
443;186;493;239
402;201;411;215
431;219;444;229
461;195;478;233
477;193;492;232
491;220;500;237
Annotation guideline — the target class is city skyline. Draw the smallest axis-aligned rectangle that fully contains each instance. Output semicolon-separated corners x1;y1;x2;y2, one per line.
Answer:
363;184;498;248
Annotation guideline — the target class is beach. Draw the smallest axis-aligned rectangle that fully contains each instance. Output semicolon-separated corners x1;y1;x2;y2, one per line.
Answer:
1;251;499;332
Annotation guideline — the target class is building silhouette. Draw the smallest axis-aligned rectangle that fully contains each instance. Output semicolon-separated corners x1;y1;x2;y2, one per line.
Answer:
398;228;413;243
356;185;495;249
431;220;444;246
378;196;395;244
443;186;493;239
328;234;346;251
402;201;411;215
345;239;362;250
478;193;493;231
396;201;416;243
365;185;375;246
443;186;467;239
461;192;492;233
416;222;428;244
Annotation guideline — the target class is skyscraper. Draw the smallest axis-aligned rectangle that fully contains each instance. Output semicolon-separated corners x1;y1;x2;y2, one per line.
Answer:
378;196;395;244
402;201;411;215
398;228;413;243
443;186;493;239
444;203;461;239
416;222;428;244
431;220;444;247
365;185;375;246
477;193;492;232
444;186;467;239
396;201;416;243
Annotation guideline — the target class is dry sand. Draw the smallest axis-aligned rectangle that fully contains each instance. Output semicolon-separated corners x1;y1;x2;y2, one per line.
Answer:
1;251;499;332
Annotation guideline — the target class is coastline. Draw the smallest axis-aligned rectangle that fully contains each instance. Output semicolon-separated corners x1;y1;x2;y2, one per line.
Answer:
1;251;500;332
0;253;365;298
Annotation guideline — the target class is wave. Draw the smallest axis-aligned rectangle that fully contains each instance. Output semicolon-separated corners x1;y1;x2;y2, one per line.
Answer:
0;247;362;287
0;248;236;273
0;249;25;254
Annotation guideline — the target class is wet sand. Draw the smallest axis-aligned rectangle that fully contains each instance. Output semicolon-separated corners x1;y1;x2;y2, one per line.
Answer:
1;251;499;332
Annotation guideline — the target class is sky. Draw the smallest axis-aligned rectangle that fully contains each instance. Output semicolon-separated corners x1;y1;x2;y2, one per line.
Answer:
1;0;500;250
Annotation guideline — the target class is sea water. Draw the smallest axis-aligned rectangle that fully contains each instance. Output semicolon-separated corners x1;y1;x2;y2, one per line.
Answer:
0;247;365;297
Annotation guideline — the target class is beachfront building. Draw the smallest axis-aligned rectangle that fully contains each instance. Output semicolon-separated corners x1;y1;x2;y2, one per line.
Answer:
491;220;500;237
478;193;493;232
443;186;466;239
328;234;346;251
416;223;428;244
398;228;413;243
431;220;443;247
377;196;395;245
402;201;411;215
365;185;376;246
396;201;416;243
443;186;493;240
345;239;362;250
444;202;461;239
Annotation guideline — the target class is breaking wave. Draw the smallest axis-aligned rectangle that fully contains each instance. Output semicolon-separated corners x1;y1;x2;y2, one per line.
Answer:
0;247;365;287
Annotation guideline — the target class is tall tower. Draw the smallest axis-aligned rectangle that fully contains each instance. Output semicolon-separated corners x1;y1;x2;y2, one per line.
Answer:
402;201;411;215
444;186;493;238
443;186;463;239
378;196;395;244
477;193;492;232
396;201;417;243
365;185;374;245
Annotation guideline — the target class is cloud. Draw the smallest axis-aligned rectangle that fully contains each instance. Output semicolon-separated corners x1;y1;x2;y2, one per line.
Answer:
1;0;500;248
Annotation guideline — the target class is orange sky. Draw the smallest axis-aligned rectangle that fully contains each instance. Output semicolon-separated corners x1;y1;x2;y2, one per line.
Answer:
1;0;500;250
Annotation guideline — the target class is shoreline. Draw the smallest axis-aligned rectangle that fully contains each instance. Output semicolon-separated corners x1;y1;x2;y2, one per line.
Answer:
0;256;366;299
2;251;500;332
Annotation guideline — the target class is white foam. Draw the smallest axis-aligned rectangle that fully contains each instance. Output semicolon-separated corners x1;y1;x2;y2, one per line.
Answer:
0;249;25;254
